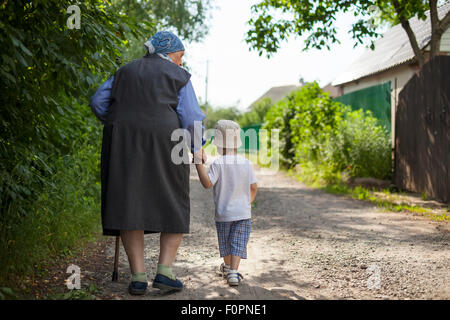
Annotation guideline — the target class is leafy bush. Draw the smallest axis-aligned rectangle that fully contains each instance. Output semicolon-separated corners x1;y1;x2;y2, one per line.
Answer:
0;129;102;284
204;98;272;131
324;109;392;179
203;105;242;129
289;82;346;165
263;97;297;167
263;82;345;168
263;82;392;180
0;100;102;283
239;98;273;128
0;1;152;218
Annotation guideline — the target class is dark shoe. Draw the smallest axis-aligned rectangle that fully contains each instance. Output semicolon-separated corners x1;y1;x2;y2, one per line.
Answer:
128;281;148;295
152;274;183;292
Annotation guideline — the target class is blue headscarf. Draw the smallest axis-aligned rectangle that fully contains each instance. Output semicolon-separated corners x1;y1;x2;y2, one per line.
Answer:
144;31;185;57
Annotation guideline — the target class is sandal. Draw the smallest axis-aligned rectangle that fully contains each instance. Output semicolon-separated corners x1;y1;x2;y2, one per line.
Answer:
218;263;230;278
227;270;243;286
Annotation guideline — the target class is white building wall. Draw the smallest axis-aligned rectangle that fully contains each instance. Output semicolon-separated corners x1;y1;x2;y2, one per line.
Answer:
440;28;450;52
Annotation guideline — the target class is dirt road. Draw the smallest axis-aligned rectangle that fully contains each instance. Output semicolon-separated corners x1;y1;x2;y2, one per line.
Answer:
89;158;449;300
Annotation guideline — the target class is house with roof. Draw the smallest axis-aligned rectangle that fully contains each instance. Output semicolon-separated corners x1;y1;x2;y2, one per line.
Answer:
249;84;302;109
322;82;341;99
331;2;450;143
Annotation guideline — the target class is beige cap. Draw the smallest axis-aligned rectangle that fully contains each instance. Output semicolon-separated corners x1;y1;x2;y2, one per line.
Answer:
213;120;242;149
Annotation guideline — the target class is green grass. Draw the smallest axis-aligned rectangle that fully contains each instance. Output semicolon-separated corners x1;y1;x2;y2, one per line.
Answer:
286;167;449;222
421;192;428;201
47;283;100;300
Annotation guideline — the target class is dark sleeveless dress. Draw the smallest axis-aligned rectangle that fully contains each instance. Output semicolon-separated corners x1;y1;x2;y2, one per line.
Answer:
100;54;191;236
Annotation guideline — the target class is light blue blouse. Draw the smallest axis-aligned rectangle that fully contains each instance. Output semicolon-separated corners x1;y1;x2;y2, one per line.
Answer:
89;76;206;153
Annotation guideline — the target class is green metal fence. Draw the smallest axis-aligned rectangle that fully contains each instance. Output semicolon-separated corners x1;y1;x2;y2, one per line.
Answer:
238;123;263;152
334;82;392;131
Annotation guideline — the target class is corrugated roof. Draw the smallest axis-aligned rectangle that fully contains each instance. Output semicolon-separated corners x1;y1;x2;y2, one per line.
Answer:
332;2;450;86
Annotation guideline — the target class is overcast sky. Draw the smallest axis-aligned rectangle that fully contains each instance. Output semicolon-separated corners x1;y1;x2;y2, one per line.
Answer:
184;0;369;111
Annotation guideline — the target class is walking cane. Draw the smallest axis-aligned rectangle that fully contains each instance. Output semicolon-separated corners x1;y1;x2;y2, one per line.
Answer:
112;236;120;282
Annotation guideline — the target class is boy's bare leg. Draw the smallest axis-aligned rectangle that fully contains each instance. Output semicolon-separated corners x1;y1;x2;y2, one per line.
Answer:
224;255;231;266
230;255;241;271
228;255;242;285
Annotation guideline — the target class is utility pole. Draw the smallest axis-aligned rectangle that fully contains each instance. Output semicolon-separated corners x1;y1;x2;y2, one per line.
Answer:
205;60;209;107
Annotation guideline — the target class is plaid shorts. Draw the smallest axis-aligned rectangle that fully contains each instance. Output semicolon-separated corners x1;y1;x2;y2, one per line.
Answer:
215;219;251;259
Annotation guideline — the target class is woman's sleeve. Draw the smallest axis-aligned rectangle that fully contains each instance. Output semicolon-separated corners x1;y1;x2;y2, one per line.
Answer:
176;80;206;153
89;76;115;124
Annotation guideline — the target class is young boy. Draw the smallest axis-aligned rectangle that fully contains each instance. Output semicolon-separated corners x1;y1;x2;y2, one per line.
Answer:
194;120;258;286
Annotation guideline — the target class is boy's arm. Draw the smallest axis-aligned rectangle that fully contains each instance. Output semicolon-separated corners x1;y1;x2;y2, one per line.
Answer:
195;163;213;189
250;183;258;203
194;150;213;189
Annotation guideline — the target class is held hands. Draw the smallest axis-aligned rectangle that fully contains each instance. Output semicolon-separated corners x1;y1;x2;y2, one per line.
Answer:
193;149;207;164
193;149;213;189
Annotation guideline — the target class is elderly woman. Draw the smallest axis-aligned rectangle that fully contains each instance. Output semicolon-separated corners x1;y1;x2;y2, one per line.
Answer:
90;31;206;295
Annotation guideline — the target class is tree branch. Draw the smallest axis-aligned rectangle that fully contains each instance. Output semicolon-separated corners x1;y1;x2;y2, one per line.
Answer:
430;0;439;27
439;9;450;33
393;0;425;67
429;0;440;58
401;19;425;67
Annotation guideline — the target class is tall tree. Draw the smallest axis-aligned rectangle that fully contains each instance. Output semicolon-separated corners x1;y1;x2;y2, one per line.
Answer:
246;0;450;67
112;0;212;60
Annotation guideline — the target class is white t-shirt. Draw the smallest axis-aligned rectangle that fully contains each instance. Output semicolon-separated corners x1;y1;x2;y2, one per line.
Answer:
207;155;258;222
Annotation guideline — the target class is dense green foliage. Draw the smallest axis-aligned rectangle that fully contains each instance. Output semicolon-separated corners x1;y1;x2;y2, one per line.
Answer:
0;0;211;287
263;82;392;180
0;108;102;283
202;105;242;129
126;0;212;42
112;0;212;60
324;109;392;179
202;98;273;130
1;0;137;221
239;98;273;128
